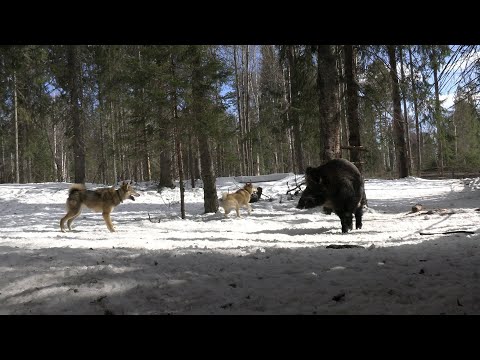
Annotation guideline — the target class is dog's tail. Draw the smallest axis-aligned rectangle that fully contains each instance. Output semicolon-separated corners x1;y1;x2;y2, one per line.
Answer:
68;183;86;196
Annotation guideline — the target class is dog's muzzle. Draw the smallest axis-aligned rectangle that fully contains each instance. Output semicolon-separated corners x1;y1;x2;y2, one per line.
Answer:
129;191;140;201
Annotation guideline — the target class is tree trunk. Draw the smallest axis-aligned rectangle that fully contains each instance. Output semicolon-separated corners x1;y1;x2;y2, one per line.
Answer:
53;124;58;179
159;145;174;189
10;153;14;182
1;137;5;182
110;101;117;183
233;45;245;175
197;135;218;213
51;122;65;182
339;73;348;159
387;45;409;178
143;124;151;182
286;45;305;174
408;46;422;176
175;131;185;218
282;67;294;171
194;146;201;181
67;45;86;184
13;70;20;183
343;45;363;173
171;54;185;219
137;48;151;183
399;46;412;175
119;106;126;180
192;46;218;213
432;52;444;177
244;45;252;175
317;45;341;162
188;131;196;188
255;153;260;176
274;151;279;173
287;129;295;173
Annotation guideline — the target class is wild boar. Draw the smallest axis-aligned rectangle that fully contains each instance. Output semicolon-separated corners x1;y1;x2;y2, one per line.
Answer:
297;158;366;233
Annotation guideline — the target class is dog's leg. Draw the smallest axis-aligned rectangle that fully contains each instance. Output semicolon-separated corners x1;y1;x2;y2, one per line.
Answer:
223;205;231;218
102;212;115;232
60;216;68;232
235;205;240;218
66;210;82;231
60;208;81;232
247;203;252;215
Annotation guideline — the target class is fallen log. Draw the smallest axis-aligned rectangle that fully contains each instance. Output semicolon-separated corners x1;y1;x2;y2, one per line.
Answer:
326;244;365;249
419;230;475;235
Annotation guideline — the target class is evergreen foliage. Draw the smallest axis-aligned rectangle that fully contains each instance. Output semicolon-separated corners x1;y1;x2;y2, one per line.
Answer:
1;45;479;187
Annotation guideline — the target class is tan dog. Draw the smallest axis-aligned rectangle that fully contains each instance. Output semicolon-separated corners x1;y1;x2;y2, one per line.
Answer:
219;182;255;218
60;181;140;232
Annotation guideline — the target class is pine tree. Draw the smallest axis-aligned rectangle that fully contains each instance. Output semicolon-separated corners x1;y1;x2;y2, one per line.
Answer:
343;45;363;173
387;45;409;178
317;45;341;162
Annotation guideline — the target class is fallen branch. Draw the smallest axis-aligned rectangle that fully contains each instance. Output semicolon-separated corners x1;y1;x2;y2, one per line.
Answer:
286;181;305;195
406;208;455;216
148;212;161;223
326;244;365;249
260;192;273;201
422;210;455;216
419;230;475;235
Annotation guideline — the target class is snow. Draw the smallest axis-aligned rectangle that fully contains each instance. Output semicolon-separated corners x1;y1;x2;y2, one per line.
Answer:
1;174;480;315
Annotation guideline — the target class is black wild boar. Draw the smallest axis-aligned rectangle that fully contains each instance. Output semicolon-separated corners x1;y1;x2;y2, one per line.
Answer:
297;158;367;233
249;186;263;203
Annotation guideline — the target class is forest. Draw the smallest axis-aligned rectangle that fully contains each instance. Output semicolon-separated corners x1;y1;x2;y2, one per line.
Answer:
0;45;479;187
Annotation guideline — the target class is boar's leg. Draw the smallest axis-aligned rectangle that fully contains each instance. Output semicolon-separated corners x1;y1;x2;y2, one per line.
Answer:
336;210;353;233
355;206;363;229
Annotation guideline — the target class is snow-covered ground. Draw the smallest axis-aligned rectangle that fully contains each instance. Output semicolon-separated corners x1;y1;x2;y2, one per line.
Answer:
1;174;480;315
